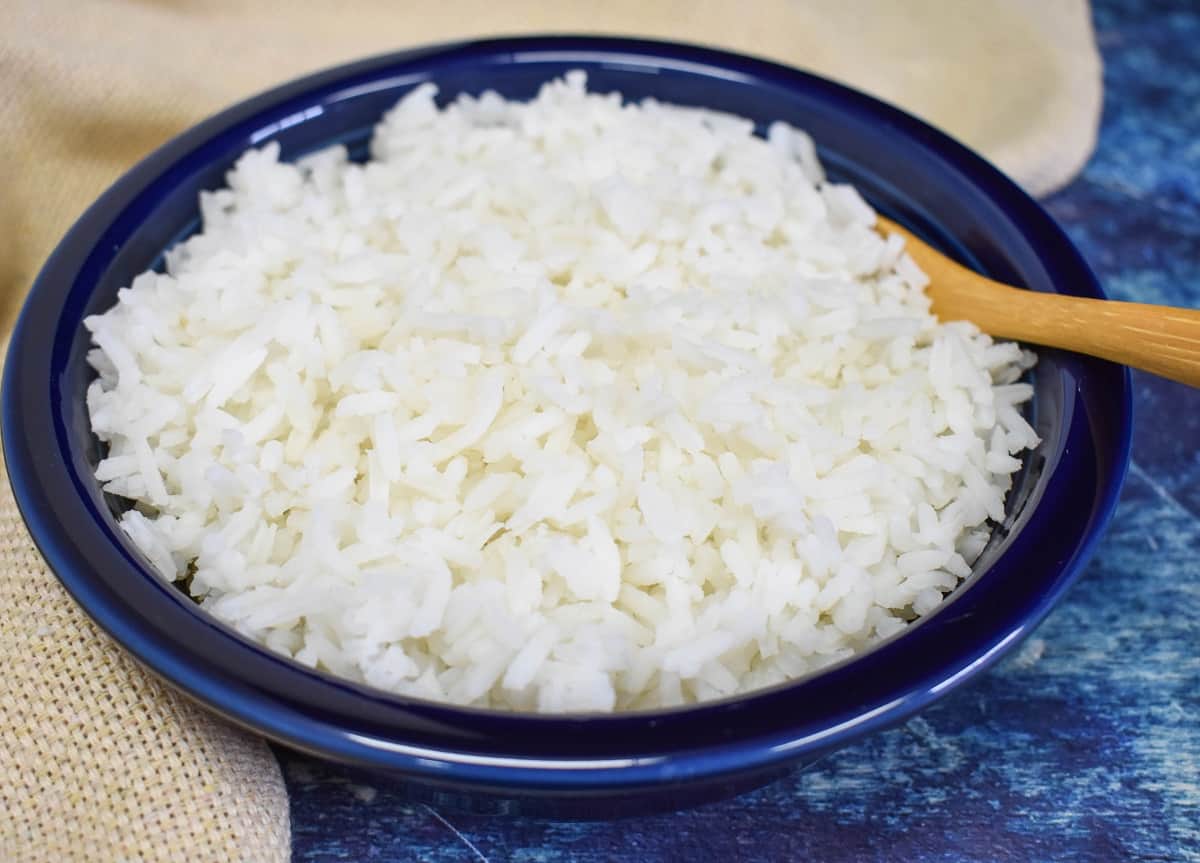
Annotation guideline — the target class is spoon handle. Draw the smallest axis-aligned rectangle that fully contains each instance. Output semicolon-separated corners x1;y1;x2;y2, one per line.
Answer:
878;218;1200;387
935;278;1200;387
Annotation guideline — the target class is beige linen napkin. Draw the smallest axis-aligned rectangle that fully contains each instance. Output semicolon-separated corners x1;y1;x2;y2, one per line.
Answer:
1;2;1100;860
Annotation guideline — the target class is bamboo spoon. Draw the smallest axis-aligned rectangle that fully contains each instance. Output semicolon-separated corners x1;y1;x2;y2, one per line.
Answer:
875;216;1200;387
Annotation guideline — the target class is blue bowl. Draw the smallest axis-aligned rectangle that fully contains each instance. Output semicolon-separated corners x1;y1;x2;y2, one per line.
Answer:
2;36;1131;816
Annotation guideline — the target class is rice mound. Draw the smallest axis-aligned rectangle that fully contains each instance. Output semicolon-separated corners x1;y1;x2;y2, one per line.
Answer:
85;73;1038;712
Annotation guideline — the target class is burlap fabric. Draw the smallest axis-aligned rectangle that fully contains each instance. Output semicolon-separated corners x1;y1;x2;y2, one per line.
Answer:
0;455;291;862
1;2;1100;860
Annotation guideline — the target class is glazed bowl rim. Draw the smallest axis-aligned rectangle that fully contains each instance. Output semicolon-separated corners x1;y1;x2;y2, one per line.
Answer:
1;35;1132;791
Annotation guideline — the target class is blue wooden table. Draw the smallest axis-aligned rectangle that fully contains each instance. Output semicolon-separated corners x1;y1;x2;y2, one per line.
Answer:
281;1;1200;858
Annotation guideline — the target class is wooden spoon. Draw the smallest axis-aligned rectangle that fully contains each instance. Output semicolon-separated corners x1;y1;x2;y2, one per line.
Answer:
875;216;1200;387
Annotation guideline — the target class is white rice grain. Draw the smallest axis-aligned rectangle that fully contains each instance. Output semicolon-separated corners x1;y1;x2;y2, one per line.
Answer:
85;73;1038;713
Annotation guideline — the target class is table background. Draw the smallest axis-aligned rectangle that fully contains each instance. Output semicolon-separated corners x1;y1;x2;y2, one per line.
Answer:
280;0;1200;858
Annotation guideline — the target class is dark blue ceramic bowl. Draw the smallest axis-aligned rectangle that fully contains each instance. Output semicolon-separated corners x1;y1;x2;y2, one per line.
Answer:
2;37;1131;816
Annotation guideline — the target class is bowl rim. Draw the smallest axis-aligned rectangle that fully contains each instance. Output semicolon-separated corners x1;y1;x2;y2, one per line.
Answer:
2;34;1132;791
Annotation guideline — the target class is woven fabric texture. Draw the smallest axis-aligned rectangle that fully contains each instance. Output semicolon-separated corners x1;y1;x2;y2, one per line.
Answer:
0;459;290;862
1;2;1099;860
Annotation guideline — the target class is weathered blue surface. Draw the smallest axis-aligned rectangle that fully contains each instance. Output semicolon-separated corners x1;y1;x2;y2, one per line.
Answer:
281;1;1200;858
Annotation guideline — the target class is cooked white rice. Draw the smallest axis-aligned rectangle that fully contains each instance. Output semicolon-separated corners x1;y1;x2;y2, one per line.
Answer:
85;72;1038;712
